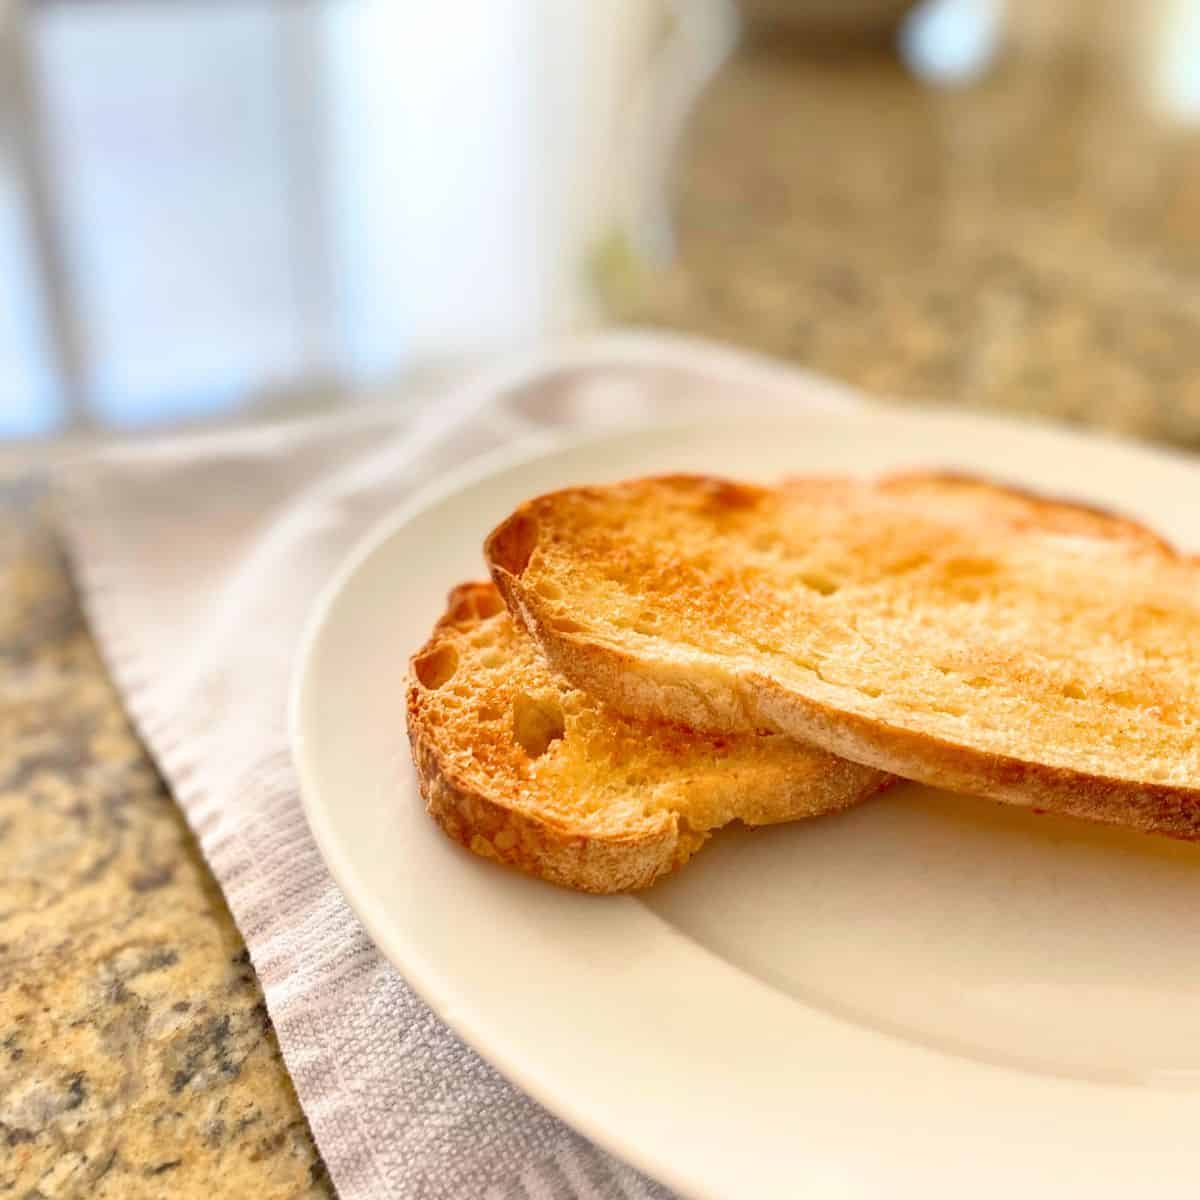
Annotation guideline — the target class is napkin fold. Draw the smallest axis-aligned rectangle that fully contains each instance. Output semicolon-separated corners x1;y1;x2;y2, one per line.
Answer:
56;332;862;1200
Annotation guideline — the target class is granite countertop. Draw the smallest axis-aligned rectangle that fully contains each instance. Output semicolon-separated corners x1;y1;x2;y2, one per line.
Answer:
0;492;332;1198
603;42;1200;446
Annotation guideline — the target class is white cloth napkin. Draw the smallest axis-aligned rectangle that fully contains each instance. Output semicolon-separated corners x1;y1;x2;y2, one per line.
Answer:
56;332;862;1200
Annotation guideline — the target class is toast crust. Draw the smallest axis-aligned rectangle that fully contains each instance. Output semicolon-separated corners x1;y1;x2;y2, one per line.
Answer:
412;722;689;892
487;472;1200;841
408;582;888;892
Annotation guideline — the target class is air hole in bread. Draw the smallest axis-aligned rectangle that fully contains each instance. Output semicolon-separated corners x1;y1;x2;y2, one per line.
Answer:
552;617;587;634
472;588;505;618
447;596;477;624
489;512;538;577
414;644;458;690
536;578;563;601
448;586;504;623
1061;681;1086;701
886;552;932;576
799;572;840;596
966;676;991;689
943;556;996;580
513;692;565;758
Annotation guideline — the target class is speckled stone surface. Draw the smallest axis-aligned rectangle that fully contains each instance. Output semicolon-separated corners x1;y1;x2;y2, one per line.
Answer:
604;45;1200;446
0;489;332;1199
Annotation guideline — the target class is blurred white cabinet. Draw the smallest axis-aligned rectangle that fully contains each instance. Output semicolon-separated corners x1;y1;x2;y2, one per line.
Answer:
32;1;312;427
0;0;624;437
0;149;60;437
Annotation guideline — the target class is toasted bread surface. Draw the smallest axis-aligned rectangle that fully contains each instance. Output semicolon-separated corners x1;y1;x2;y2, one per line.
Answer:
487;472;1200;839
407;582;888;892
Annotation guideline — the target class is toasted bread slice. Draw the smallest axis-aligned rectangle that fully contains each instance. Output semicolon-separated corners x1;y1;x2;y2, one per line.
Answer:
487;472;1200;840
407;582;888;892
793;471;1176;554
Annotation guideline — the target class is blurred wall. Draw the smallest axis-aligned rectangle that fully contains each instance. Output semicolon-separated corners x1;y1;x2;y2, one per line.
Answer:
0;0;649;437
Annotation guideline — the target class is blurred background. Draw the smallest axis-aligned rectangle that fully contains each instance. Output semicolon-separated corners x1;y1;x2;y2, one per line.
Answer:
3;0;1200;447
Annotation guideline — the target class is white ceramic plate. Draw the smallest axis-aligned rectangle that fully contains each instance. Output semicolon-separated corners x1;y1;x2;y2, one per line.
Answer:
292;411;1200;1199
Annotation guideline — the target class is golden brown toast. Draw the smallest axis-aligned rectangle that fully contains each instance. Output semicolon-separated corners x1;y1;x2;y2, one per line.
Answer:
795;471;1176;553
407;582;888;892
486;471;1200;840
